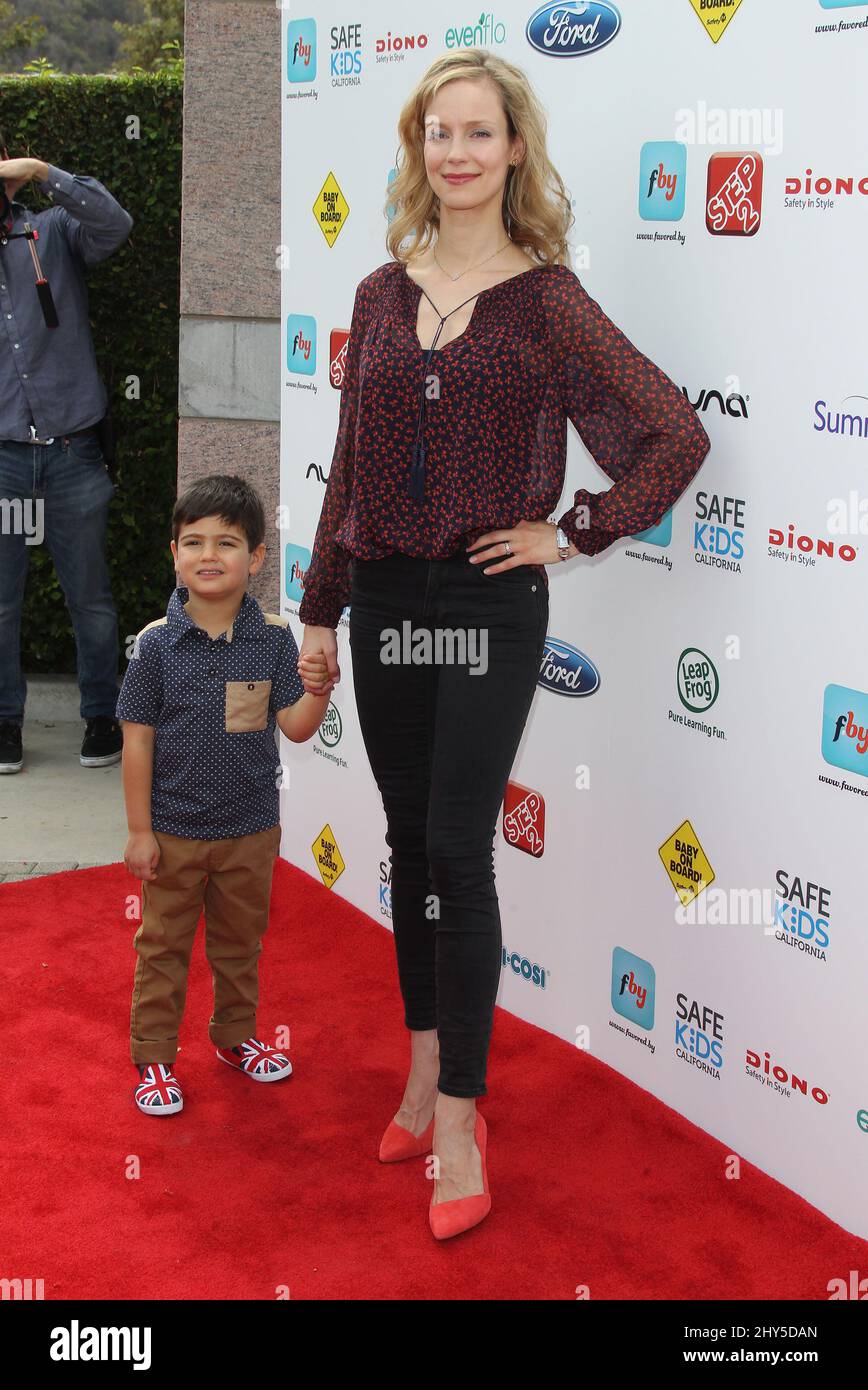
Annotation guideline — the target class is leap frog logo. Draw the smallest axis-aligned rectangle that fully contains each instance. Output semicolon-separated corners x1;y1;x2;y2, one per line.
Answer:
659;819;715;905
688;0;744;42
312;823;345;887
611;947;655;1030
312;172;349;247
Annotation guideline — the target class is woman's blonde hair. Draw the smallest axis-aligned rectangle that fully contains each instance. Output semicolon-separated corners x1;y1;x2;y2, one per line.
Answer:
385;48;574;268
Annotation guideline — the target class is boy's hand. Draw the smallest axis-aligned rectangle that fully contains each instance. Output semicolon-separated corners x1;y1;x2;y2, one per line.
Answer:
298;651;334;697
124;831;161;881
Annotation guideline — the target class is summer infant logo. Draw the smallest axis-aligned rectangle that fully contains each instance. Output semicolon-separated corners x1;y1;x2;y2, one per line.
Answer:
379;621;488;675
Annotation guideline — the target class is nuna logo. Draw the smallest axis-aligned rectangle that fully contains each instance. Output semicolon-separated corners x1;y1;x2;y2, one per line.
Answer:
683;385;749;418
526;2;621;57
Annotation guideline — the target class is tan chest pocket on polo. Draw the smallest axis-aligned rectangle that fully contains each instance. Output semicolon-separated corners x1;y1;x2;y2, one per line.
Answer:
225;680;272;732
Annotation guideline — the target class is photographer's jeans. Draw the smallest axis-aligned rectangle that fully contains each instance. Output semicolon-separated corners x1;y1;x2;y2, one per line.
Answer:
0;433;118;725
348;548;548;1098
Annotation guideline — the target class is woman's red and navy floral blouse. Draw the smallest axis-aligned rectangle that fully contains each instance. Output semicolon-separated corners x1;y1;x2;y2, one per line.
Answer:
297;259;711;628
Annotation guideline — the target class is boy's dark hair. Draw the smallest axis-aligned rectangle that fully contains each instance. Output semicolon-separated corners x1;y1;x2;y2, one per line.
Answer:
172;475;266;552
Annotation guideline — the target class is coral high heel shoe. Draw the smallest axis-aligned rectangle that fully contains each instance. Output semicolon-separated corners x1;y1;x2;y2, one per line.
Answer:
378;1113;435;1163
428;1111;490;1240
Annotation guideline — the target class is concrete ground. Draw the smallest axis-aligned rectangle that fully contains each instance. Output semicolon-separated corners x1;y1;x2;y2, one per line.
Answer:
0;675;127;883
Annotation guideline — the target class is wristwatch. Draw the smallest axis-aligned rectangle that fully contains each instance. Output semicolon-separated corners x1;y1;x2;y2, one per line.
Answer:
555;525;570;562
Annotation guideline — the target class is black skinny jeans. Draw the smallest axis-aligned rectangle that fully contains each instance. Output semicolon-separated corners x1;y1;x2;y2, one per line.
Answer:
348;547;548;1097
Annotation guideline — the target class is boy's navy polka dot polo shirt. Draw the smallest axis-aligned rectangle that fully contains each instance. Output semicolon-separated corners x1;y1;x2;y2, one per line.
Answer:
115;586;305;840
297;259;711;629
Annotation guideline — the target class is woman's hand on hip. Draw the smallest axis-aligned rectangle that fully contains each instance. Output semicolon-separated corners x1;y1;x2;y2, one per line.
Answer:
466;519;574;575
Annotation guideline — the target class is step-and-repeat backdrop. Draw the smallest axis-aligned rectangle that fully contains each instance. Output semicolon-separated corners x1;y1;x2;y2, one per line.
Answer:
279;2;868;1239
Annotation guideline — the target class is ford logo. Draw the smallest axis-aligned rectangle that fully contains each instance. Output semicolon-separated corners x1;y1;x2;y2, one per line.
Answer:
537;637;600;696
526;1;622;57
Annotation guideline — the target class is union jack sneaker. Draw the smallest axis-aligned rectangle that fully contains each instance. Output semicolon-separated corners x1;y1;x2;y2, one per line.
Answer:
134;1063;183;1115
215;1037;293;1082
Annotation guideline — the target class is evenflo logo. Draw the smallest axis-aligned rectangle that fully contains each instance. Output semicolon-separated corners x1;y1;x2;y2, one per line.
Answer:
822;684;868;780
526;2;621;57
611;947;655;1030
287;19;316;82
706;153;763;235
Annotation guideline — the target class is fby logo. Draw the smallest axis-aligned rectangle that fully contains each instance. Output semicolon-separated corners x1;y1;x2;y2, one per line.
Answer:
639;142;686;221
287;19;316;82
287;315;316;376
822;684;868;779
706;153;763;236
611;947;655;1030
284;543;311;603
633;509;672;547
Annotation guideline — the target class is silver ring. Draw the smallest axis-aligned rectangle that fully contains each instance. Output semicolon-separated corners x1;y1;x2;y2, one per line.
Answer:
503;541;512;558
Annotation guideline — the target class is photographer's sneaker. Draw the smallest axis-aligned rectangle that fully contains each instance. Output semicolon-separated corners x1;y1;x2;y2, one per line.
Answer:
0;722;23;774
80;716;123;767
134;1063;184;1115
216;1038;293;1082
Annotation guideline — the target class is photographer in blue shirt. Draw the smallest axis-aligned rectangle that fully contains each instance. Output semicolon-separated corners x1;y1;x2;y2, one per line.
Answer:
0;154;133;773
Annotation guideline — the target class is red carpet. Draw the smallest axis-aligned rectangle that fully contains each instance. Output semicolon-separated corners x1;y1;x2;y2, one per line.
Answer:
2;858;865;1301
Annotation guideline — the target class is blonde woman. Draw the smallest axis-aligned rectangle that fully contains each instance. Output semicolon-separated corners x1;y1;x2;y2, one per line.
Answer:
297;48;710;1239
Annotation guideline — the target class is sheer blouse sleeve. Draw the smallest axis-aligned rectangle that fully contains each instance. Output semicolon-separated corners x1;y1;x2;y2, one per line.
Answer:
297;275;371;628
545;267;711;555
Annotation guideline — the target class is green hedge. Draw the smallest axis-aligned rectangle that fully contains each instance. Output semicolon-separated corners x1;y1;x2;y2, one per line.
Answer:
0;71;181;672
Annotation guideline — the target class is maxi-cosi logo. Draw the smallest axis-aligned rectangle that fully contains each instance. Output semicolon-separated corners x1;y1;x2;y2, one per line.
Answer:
50;1320;151;1370
502;948;549;988
537;637;599;696
526;2;621;57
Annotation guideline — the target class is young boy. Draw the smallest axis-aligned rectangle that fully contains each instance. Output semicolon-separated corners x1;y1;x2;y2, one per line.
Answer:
116;474;333;1115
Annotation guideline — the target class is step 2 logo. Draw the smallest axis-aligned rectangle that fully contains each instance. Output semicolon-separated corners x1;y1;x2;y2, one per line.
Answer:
526;2;622;57
284;543;311;604
688;0;744;42
659;819;715;905
330;329;350;389
639;142;687;221
286;314;316;376
502;781;545;856
287;18;316;82
611;947;655;1030
706;153;763;235
822;684;868;779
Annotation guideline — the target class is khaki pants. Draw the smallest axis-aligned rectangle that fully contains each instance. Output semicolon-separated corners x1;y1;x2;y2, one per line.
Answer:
130;823;282;1065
